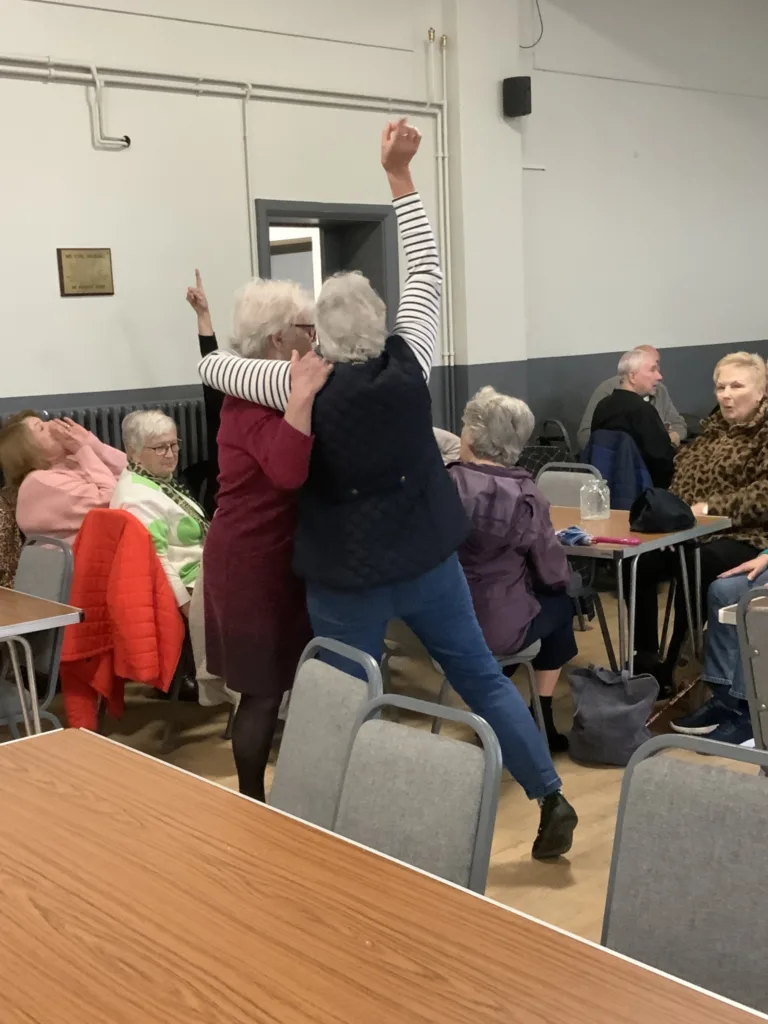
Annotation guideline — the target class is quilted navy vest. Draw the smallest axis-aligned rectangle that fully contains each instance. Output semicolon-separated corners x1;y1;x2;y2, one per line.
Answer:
293;335;469;590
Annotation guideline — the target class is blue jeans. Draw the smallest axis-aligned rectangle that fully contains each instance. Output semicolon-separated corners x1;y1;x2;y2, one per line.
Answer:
305;554;562;800
703;570;768;700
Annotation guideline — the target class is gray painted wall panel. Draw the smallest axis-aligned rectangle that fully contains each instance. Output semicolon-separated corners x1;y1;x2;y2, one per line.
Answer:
5;341;768;444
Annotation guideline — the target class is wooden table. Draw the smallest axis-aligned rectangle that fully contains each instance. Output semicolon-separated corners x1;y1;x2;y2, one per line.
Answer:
0;587;82;734
550;508;731;672
0;586;82;640
0;729;760;1024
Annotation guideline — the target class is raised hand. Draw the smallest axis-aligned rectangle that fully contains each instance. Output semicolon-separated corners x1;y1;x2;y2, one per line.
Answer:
186;269;209;316
49;418;89;455
381;117;421;173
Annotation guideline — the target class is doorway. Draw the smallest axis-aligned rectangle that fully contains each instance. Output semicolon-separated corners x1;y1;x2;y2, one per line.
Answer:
255;199;400;321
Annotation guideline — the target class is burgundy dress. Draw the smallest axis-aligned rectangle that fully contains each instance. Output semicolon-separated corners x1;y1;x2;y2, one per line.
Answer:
203;396;313;696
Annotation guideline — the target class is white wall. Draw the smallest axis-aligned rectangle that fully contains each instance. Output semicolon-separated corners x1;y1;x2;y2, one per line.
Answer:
522;0;768;360
0;0;445;398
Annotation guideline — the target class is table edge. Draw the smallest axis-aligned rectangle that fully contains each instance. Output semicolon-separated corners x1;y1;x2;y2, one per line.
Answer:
0;611;82;640
8;729;766;1020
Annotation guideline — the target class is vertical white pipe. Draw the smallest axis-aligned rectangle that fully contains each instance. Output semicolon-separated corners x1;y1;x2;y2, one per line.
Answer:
241;84;256;277
439;34;456;426
88;65;129;149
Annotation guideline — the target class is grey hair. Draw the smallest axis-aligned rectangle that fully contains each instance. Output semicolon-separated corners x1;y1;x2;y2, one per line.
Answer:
315;271;388;363
462;386;535;468
121;410;176;457
232;278;315;359
617;348;649;379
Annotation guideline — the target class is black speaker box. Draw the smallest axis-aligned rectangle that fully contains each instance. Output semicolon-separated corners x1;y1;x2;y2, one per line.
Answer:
502;76;532;118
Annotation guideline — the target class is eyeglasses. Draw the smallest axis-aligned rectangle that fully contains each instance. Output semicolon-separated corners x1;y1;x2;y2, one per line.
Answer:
145;441;181;456
292;323;316;337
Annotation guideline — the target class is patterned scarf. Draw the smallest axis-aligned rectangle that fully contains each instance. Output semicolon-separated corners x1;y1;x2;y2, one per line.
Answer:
127;461;209;536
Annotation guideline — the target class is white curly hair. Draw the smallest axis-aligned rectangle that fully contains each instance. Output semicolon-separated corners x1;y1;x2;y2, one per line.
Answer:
121;409;176;457
462;387;535;468
315;271;388;363
232;278;315;359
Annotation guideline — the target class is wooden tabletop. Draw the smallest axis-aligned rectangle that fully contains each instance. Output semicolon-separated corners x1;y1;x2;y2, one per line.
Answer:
550;507;731;559
0;586;82;640
0;730;758;1024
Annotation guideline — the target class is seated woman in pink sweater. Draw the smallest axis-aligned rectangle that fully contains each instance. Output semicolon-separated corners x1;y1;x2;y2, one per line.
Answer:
0;412;126;545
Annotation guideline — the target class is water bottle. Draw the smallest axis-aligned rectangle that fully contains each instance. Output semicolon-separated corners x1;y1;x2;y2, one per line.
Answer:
580;477;610;520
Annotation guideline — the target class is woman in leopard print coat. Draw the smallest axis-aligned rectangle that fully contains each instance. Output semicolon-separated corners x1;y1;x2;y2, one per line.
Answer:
630;352;768;689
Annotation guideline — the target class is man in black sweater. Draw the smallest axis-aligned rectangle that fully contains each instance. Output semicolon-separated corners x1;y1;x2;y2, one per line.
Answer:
591;348;676;487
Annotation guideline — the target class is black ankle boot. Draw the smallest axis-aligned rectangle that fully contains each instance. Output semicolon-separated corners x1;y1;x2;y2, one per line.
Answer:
533;792;578;860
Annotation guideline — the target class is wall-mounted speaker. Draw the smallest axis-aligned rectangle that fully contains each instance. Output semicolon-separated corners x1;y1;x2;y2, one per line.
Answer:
502;76;532;118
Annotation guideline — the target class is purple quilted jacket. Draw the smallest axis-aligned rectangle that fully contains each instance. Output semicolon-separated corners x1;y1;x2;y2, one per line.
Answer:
448;462;570;655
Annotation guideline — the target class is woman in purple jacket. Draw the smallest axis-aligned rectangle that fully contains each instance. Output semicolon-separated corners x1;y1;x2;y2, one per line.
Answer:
448;387;577;752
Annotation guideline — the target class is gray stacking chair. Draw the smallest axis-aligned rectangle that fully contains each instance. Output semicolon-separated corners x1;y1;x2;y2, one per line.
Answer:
268;637;383;830
535;461;601;507
333;694;502;893
736;584;768;752
0;536;74;736
603;734;768;1014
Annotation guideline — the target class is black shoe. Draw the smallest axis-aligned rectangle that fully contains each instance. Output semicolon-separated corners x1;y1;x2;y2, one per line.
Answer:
532;792;578;860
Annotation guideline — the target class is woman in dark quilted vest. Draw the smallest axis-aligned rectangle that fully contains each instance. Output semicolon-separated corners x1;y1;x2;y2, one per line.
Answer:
628;352;768;694
201;119;578;859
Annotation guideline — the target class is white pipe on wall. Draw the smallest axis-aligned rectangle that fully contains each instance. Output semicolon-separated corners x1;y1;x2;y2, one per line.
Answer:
88;65;130;149
241;84;256;277
0;51;455;407
439;34;456;426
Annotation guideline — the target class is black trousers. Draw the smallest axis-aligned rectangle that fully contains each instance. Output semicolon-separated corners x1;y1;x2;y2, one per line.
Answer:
517;591;579;671
626;538;760;660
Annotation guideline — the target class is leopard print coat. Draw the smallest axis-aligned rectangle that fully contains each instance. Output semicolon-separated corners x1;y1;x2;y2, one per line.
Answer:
671;399;768;550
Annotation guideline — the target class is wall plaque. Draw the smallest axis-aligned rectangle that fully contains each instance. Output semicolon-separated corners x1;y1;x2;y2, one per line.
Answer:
57;248;114;297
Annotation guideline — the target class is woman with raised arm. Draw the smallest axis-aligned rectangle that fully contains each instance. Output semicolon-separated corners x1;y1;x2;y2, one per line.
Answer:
199;120;578;859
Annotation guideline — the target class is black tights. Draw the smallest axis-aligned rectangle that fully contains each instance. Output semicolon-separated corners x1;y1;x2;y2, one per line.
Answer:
231;692;283;802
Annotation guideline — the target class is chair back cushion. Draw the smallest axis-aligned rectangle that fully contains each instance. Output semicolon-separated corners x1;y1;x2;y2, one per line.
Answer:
334;719;485;887
605;754;768;1012
537;468;597;508
268;658;369;829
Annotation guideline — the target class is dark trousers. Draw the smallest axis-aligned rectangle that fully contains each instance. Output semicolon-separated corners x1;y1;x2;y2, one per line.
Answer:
518;591;579;671
305;554;561;800
627;538;760;660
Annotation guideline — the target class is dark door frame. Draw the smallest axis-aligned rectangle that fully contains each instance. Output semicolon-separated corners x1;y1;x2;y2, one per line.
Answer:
254;198;400;318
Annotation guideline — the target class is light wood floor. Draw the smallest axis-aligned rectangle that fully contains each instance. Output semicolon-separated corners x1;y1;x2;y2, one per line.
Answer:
98;593;630;944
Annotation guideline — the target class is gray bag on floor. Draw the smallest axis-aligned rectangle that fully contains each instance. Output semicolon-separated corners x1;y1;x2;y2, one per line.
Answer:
568;665;659;767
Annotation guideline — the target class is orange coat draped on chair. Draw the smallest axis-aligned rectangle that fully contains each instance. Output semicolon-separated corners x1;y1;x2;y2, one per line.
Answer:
60;509;185;729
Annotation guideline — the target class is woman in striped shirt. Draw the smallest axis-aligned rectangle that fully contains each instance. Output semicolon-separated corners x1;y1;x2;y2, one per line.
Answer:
200;119;578;859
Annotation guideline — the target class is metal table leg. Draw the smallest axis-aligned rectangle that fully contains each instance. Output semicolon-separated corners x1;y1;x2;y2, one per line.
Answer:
694;544;703;657
628;554;641;677
659;578;676;658
616;557;627;671
6;636;41;735
678;547;696;661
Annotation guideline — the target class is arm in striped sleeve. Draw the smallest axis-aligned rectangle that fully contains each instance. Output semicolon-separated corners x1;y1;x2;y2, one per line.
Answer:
391;192;442;381
198;350;290;412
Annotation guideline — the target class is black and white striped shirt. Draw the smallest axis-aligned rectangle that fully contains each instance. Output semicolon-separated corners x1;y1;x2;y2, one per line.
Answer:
198;192;441;409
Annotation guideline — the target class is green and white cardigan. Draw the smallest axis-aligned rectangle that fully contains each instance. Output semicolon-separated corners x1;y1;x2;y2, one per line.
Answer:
110;468;207;607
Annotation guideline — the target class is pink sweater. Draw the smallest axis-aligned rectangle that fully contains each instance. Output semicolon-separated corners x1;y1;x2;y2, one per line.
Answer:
16;435;127;545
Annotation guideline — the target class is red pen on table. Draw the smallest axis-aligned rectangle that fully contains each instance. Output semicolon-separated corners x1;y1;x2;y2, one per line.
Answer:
592;535;641;546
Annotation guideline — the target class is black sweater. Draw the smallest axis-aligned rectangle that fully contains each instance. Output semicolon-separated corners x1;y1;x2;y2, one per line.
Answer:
199;333;222;516
591;389;676;488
